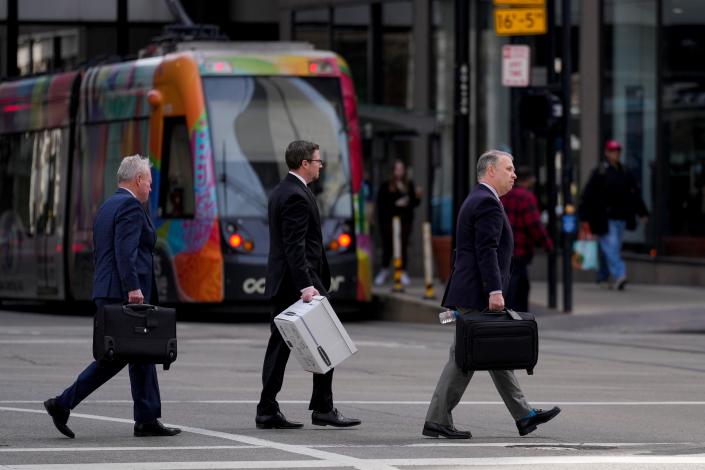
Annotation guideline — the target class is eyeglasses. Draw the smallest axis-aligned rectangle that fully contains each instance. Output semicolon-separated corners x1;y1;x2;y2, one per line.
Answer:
305;159;325;167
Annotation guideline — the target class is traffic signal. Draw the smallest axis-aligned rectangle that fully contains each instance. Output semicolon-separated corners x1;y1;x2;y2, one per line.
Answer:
519;89;563;134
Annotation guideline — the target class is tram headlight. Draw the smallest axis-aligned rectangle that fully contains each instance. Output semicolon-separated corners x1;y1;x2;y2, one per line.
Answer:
328;232;353;252
228;233;242;249
338;233;352;249
225;226;254;253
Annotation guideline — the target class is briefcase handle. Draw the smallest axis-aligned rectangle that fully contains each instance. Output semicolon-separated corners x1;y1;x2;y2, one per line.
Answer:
480;308;522;320
124;303;156;311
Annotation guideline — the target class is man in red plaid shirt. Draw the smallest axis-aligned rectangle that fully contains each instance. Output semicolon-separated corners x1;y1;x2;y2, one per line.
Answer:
500;166;553;312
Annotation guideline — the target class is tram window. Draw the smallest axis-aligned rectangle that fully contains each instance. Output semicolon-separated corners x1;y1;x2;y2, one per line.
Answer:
160;117;194;219
0;133;32;235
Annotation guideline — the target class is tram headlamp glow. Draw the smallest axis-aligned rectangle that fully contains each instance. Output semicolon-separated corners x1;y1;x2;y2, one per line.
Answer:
338;233;352;248
228;233;243;248
328;233;352;251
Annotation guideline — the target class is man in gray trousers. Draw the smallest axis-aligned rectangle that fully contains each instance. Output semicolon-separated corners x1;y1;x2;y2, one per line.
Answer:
423;150;561;439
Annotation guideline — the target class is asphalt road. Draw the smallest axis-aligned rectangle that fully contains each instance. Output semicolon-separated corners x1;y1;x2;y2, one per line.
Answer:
1;305;705;469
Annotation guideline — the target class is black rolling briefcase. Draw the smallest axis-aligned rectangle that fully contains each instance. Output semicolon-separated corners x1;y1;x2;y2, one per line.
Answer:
454;309;538;375
93;304;177;370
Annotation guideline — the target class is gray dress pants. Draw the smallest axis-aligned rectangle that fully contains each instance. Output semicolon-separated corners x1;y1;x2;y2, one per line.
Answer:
425;309;532;427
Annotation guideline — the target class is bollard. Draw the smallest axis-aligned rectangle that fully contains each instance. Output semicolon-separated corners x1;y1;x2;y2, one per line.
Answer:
422;221;435;299
392;216;404;292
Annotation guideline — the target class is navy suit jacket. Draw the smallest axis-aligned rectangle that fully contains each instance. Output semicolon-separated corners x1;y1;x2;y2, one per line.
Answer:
265;173;331;301
92;188;156;302
441;184;514;311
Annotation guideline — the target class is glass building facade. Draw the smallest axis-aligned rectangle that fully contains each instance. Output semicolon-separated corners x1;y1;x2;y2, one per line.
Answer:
282;0;705;279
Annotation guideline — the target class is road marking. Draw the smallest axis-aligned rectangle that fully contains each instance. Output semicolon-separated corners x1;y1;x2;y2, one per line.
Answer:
0;446;258;453
380;456;705;465
0;339;87;344
4;455;705;469
0;462;341;469
0;338;425;349
2;442;697;453
5;400;705;406
0;407;396;470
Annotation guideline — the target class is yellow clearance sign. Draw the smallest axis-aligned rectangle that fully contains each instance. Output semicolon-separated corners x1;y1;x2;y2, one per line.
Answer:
494;7;547;36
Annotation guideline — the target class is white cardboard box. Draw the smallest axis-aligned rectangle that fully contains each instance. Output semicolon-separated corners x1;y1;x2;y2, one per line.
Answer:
274;296;358;374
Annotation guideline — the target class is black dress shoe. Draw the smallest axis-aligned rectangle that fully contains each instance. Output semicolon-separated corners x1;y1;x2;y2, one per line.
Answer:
134;420;181;437
44;398;75;439
311;408;361;427
422;421;471;439
255;411;303;429
516;407;561;436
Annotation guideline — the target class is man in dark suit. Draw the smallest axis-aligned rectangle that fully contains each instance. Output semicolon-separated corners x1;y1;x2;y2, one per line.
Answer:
44;155;180;439
422;150;560;439
256;140;360;429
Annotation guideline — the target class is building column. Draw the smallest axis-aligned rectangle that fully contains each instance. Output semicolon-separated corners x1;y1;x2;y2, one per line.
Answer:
407;0;432;276
579;0;601;185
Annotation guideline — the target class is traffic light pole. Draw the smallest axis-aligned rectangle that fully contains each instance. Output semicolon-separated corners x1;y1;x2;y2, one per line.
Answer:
561;0;573;313
452;0;470;251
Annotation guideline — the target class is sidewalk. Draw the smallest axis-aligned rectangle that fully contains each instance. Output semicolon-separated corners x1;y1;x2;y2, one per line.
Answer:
372;277;705;324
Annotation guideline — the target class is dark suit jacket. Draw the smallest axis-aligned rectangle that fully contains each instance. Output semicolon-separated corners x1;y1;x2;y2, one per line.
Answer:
265;173;331;300
442;184;514;311
92;188;156;302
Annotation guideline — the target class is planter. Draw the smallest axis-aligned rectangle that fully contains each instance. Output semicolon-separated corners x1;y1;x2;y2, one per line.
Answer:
431;235;452;282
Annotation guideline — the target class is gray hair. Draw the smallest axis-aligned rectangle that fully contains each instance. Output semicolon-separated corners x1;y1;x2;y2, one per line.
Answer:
477;150;513;180
117;154;151;183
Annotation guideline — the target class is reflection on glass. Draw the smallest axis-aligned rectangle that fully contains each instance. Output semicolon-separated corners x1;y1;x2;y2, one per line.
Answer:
204;76;352;219
662;0;705;240
603;0;656;245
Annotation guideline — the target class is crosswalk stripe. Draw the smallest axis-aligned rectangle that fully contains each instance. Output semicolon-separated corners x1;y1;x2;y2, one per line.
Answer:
4;455;705;469
4;399;705;406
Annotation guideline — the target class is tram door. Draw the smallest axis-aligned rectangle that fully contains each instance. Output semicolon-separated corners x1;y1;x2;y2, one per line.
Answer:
31;129;68;299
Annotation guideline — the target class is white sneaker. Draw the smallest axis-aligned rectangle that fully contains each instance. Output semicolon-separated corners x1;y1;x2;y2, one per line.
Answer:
400;271;410;286
374;269;389;286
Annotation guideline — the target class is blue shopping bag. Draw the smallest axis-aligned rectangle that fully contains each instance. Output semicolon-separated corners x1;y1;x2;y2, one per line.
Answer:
572;238;598;271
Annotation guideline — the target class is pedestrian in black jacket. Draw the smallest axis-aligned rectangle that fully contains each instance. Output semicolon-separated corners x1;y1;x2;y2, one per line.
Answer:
578;140;649;290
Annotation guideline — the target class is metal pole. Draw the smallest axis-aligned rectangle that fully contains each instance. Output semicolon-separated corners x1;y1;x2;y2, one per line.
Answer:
561;0;573;313
452;0;470;251
6;0;18;78
117;0;129;57
392;216;404;292
546;0;557;309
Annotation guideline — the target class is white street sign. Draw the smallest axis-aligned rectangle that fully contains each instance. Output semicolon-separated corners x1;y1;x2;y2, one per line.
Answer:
502;44;531;87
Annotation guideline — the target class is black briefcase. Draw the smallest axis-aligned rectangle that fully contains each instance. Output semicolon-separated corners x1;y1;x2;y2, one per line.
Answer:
454;309;538;375
93;304;177;370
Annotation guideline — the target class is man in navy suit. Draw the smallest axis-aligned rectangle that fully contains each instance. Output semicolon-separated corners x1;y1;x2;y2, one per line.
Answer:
422;150;560;439
255;140;360;429
44;155;180;438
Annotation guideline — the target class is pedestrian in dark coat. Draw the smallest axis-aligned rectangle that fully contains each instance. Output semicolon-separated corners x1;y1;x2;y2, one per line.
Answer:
256;140;361;429
423;150;560;439
578;139;649;289
44;155;180;439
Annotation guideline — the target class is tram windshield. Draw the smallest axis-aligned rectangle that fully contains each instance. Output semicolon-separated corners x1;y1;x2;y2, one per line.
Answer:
204;76;352;218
